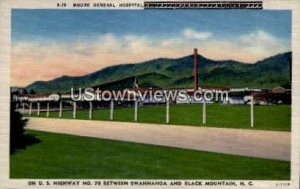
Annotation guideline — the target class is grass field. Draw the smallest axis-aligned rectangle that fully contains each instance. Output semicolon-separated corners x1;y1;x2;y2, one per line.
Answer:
10;130;290;179
27;104;291;131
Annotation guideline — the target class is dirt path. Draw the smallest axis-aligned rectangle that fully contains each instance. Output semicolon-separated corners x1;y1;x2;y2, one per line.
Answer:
27;117;290;161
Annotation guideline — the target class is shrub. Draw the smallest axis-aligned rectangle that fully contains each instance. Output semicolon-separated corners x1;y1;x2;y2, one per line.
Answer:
10;101;28;153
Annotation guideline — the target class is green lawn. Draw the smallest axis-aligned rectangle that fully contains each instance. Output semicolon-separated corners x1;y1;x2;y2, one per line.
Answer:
27;104;291;131
10;130;290;179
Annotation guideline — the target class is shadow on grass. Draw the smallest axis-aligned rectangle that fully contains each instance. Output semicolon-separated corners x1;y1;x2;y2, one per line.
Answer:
10;134;41;154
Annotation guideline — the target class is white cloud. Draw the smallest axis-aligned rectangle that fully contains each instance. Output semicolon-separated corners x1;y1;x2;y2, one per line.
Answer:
236;30;289;56
11;29;290;86
238;31;279;51
239;30;276;46
182;28;213;40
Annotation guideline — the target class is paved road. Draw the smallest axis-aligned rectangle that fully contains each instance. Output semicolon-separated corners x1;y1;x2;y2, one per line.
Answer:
27;118;291;161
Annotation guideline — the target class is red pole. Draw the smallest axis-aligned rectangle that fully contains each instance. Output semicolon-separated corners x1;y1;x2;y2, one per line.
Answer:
193;48;198;90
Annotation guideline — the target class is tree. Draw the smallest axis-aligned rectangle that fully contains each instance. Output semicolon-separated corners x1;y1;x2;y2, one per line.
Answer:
23;89;28;94
10;100;28;153
30;89;36;94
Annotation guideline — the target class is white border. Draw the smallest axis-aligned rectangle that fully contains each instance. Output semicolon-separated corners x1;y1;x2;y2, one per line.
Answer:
0;0;299;188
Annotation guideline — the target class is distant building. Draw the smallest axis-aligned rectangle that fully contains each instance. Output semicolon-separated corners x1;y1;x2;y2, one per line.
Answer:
10;87;27;95
272;86;286;93
223;96;245;105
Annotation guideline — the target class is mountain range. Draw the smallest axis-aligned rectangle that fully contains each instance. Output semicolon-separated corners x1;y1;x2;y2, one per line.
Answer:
25;52;292;94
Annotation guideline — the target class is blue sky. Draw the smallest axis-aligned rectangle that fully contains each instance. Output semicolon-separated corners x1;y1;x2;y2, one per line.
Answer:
11;9;291;86
12;9;291;42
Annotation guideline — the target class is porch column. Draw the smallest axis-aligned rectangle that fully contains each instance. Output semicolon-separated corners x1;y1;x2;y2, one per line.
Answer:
202;100;206;125
134;100;138;122
250;96;254;128
46;102;49;117
89;101;93;120
73;101;76;119
166;98;169;124
37;102;40;116
110;100;114;120
59;101;62;118
29;102;32;116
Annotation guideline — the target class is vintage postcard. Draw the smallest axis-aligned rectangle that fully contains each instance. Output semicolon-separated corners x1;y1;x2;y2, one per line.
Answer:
0;0;299;188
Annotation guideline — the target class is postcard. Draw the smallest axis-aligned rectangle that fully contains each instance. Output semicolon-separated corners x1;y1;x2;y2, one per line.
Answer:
0;0;299;188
